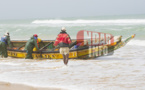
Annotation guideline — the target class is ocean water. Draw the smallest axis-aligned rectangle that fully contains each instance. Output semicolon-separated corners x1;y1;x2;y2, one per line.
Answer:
0;15;145;90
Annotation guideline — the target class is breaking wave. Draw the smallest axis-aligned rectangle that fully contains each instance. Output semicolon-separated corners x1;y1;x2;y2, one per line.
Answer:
32;19;145;24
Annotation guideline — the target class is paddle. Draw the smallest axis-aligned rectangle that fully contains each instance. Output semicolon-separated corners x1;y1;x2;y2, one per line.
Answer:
39;42;53;51
39;42;53;58
17;44;25;50
51;46;59;51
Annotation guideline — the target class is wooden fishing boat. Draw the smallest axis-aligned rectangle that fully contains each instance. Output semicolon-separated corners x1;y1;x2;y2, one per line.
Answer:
7;34;135;59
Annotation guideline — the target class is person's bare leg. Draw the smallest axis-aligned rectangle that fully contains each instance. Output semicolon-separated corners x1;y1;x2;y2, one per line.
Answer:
62;54;66;65
65;54;69;65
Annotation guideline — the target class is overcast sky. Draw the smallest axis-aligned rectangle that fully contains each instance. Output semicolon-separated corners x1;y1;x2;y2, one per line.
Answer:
0;0;145;19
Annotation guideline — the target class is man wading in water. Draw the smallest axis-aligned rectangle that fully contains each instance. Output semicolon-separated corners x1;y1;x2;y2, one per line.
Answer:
54;27;71;65
0;32;12;58
25;34;39;59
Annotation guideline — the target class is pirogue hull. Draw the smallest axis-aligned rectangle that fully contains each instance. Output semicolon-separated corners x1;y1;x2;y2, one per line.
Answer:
7;35;135;59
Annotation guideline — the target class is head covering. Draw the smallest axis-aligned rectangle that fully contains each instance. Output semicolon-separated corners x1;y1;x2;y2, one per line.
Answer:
5;32;9;36
33;34;38;37
61;27;66;31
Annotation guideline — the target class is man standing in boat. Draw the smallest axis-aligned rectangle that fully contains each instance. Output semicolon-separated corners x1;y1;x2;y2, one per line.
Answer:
54;27;72;65
0;32;12;58
25;34;39;59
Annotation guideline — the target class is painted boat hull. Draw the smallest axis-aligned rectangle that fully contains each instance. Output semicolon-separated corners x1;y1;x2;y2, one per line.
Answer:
7;35;135;59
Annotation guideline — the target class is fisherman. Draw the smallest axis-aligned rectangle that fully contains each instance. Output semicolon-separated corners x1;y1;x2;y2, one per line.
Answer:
0;32;12;58
54;27;71;65
25;34;39;59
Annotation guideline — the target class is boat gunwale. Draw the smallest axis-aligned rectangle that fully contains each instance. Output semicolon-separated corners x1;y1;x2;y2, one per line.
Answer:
7;46;89;53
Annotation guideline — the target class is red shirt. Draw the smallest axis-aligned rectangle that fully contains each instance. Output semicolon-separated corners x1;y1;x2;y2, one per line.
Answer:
54;32;71;46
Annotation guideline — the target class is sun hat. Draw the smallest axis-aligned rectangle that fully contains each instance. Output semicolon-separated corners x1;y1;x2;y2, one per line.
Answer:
5;32;9;36
61;27;66;31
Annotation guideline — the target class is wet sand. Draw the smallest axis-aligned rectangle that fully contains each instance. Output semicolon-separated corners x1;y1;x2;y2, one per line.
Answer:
0;81;65;90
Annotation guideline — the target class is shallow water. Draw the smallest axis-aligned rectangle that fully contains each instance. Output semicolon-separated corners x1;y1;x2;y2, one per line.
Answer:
0;43;145;90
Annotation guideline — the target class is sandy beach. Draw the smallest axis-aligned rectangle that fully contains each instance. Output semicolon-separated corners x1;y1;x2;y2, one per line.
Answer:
0;81;66;90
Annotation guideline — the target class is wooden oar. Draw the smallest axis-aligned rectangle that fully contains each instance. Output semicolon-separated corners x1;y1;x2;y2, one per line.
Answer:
69;41;77;48
17;44;25;50
51;46;59;51
39;42;53;51
39;42;53;58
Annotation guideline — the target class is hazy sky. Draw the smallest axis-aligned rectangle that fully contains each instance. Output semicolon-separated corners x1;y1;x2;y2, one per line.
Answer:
0;0;145;19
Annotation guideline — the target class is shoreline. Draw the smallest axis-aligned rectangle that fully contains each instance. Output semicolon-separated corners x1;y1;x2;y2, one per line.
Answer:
0;81;66;90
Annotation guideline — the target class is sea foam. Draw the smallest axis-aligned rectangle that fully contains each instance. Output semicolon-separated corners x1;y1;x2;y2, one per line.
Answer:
127;39;145;47
32;19;145;24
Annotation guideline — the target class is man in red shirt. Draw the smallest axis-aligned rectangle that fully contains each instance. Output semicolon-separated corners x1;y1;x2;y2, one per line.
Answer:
54;27;71;65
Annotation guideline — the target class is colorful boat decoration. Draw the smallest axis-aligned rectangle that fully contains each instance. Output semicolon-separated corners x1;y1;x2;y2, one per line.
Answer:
7;34;135;59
